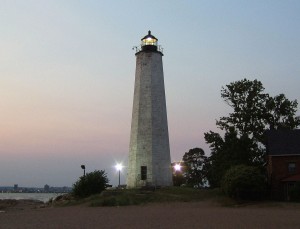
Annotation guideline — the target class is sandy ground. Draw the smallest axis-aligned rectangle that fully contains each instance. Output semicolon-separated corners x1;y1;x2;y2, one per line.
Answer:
1;201;300;229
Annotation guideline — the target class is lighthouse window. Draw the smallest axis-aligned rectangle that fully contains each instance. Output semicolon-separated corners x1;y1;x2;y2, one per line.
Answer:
141;166;147;180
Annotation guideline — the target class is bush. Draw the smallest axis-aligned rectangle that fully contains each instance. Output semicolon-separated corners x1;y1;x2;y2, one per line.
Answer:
221;165;266;200
72;170;109;198
172;171;186;186
289;182;300;202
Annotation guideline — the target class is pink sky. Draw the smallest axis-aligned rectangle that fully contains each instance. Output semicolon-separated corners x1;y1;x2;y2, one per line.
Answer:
1;1;300;187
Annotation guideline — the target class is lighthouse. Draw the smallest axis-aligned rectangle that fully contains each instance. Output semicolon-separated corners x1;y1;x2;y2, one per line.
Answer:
127;31;172;188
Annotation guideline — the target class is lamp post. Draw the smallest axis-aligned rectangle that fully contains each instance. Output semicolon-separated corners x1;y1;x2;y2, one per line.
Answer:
173;163;184;186
115;163;123;187
81;165;86;177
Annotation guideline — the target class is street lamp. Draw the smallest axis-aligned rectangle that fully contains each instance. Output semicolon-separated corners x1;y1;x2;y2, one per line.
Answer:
81;165;86;177
173;163;184;186
115;163;123;187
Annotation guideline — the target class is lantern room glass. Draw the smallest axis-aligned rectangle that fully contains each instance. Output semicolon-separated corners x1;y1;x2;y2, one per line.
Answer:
142;37;157;46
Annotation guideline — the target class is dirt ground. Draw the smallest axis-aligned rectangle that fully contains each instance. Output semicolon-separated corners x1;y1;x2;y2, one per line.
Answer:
1;201;300;229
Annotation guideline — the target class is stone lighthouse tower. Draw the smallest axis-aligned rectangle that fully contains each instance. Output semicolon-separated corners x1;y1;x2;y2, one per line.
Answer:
127;31;172;188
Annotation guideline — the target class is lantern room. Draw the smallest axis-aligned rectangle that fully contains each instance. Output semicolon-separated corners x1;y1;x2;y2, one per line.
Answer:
141;30;158;51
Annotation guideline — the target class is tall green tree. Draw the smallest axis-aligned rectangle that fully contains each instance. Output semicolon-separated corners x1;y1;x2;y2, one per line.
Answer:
182;148;208;187
205;79;300;187
205;128;261;187
216;79;299;145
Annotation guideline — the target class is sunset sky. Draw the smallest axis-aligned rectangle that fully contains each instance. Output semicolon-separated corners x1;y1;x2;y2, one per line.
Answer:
1;1;300;187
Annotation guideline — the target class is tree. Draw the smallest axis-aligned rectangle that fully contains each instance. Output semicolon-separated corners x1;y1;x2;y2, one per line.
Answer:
205;128;261;187
216;79;300;146
205;79;300;187
182;148;208;187
73;170;109;198
221;165;266;200
265;93;300;130
289;181;300;202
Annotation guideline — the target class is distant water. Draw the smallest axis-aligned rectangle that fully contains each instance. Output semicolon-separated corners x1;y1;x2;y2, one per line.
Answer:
0;193;62;203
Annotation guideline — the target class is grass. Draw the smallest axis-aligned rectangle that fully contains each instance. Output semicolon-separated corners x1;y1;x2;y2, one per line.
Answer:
89;187;211;207
51;187;300;208
54;187;234;207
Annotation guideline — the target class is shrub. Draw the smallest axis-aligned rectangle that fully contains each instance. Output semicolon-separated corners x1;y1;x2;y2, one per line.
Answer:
72;170;109;198
221;165;266;200
289;182;300;202
172;171;186;186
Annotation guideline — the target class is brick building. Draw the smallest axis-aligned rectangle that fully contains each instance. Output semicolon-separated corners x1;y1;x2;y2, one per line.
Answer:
266;129;300;200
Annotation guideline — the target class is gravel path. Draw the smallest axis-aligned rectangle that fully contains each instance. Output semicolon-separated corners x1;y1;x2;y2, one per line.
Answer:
1;201;300;229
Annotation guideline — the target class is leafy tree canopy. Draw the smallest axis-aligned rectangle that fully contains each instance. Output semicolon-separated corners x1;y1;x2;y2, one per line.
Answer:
182;148;208;187
216;78;300;144
72;170;109;198
221;164;266;200
205;79;300;187
205;128;262;187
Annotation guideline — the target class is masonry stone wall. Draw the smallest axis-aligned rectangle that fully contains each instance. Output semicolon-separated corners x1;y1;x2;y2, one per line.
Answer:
127;51;172;188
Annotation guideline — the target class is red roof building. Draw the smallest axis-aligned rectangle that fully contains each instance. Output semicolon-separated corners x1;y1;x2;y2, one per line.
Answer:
266;130;300;200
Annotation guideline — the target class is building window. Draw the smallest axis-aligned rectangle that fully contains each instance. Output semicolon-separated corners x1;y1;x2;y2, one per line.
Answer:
141;166;147;180
288;163;296;173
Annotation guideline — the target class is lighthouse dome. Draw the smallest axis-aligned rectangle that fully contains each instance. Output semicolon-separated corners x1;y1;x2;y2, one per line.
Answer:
141;31;158;51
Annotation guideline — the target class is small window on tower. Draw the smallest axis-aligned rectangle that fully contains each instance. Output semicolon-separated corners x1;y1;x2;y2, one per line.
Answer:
141;166;147;180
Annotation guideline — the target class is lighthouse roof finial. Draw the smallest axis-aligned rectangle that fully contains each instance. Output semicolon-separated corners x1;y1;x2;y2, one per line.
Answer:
141;30;158;41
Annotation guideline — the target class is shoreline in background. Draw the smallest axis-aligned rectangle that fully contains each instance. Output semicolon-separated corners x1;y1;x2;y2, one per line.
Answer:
0;193;62;203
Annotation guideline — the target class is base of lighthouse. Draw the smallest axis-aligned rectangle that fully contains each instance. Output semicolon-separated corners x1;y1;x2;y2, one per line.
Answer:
127;46;172;188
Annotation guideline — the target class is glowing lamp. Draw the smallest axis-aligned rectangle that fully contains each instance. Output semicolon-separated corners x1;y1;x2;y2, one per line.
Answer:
115;163;123;171
174;164;181;171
